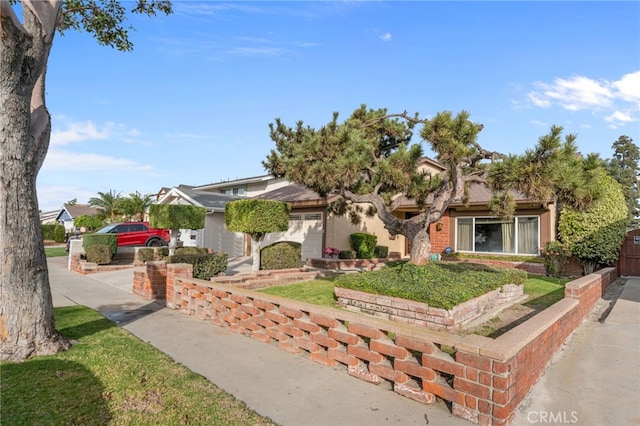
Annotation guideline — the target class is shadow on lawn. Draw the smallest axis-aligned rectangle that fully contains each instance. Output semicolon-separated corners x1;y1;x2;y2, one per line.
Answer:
1;358;111;425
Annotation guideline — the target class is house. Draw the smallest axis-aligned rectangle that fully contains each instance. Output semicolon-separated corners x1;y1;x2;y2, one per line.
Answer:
55;204;103;232
39;209;60;225
155;176;290;256
157;159;555;262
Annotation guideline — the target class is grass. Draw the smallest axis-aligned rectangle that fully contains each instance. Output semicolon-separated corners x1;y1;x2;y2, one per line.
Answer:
45;246;68;257
1;306;275;426
523;275;570;309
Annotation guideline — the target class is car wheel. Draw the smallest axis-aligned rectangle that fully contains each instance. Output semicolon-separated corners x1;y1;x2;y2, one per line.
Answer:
146;238;163;247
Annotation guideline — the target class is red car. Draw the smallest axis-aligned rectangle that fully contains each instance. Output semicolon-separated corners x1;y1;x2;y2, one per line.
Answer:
95;222;170;247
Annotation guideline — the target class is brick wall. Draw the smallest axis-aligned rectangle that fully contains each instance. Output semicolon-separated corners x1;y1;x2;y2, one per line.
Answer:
335;284;524;332
429;212;451;254
133;261;168;300
148;264;616;425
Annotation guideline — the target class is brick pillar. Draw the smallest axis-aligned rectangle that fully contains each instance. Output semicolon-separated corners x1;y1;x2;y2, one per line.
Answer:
166;263;193;309
147;261;168;300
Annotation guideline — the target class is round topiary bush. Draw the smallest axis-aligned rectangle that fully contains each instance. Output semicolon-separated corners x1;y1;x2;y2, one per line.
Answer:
260;242;301;270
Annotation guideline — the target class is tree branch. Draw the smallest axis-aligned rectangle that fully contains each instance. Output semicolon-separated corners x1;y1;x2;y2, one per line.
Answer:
23;0;61;43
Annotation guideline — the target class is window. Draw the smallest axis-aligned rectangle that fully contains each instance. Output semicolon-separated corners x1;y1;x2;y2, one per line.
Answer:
220;186;246;196
289;214;302;221
305;213;322;221
456;216;539;255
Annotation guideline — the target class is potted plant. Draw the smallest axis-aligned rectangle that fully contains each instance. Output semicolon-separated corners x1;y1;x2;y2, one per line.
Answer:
324;247;340;259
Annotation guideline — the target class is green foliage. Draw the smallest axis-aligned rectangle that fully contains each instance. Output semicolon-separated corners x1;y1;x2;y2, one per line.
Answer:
157;247;169;258
605;135;639;225
175;246;208;255
338;250;355;259
225;200;290;238
260;242;301;270
333;262;527;310
85;245;112;265
58;1;173;52
137;248;155;263
558;172;627;273
42;224;65;242
373;245;389;258
488;126;603;216
82;233;118;257
166;253;228;280
118;191;153;221
149;204;206;230
540;241;568;278
88;189;122;220
73;214;104;231
350;233;377;259
441;252;544;264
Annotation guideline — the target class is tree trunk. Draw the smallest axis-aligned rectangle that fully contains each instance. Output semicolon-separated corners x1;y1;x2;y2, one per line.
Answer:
169;229;180;256
250;236;262;273
408;226;432;265
1;1;71;361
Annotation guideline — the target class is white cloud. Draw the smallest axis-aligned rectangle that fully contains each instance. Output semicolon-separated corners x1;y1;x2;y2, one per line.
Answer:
530;119;549;127
51;119;143;146
42;150;154;173
37;185;96;211
380;32;392;42
524;71;640;127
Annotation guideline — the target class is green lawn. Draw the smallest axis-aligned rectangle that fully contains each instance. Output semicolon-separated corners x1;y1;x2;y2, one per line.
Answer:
1;306;275;426
45;246;68;257
523;275;570;309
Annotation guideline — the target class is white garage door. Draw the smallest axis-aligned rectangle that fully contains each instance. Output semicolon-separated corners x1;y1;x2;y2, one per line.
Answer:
261;212;324;261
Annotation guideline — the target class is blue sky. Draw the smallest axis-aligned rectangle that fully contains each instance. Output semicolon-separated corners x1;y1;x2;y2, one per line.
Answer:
37;1;640;211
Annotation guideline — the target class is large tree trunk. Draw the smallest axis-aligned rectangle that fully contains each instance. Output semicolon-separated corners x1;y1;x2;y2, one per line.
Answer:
408;227;432;265
1;1;71;361
250;235;263;273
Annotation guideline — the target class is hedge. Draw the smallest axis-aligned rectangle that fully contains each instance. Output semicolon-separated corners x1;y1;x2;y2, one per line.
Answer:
225;200;290;234
42;224;65;243
149;204;206;230
83;233;118;258
260;242;301;270
350;233;377;259
167;252;228;280
86;245;112;265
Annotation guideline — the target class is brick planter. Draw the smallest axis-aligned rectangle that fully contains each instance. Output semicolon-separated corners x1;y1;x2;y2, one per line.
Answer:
335;284;524;331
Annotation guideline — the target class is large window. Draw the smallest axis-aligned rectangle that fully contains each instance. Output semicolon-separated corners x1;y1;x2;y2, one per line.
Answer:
220;186;246;196
456;216;539;255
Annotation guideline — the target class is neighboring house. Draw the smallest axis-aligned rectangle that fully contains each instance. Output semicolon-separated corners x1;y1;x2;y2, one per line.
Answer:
55;204;103;232
155;176;289;256
39;209;60;225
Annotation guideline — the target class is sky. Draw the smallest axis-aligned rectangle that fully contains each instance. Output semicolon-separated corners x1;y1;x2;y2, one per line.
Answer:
35;1;640;212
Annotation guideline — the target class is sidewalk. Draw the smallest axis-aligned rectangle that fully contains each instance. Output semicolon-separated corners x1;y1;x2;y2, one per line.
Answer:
48;258;640;426
48;258;466;426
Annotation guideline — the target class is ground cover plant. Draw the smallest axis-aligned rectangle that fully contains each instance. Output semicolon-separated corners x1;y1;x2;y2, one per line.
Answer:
45;247;67;257
0;306;274;426
260;262;528;310
333;261;527;310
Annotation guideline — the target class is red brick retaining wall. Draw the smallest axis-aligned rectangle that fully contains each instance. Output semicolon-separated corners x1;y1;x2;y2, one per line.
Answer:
335;284;524;331
143;264;616;425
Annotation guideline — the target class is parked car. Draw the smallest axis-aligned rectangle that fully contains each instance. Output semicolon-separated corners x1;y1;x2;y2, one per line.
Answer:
66;222;170;251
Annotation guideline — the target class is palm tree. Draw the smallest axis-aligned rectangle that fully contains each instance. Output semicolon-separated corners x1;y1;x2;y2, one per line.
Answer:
88;190;122;222
119;191;154;221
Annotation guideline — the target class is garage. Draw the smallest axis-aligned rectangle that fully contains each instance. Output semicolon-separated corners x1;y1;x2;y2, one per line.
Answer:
262;212;324;261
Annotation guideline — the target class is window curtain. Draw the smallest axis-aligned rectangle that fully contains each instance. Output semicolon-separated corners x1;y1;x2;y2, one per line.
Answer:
501;221;515;253
457;219;473;251
518;217;538;254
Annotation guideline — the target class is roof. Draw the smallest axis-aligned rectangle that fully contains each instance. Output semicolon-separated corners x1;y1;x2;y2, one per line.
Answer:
56;204;102;220
253;184;340;208
157;185;242;211
194;174;275;191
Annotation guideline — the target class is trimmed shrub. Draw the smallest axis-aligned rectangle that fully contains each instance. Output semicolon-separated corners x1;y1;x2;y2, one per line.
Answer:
73;214;104;231
338;250;355;259
42;224;65;242
149;204;206;230
167;252;228;280
83;233;118;258
86;245;112;265
540;241;567;277
334;261;527;310
175;246;208;255
373;245;389;258
157;247;169;258
137;248;155;263
350;233;377;259
260;242;301;270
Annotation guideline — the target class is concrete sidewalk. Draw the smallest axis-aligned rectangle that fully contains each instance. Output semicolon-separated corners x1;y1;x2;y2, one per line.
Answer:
512;277;640;426
48;259;465;426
